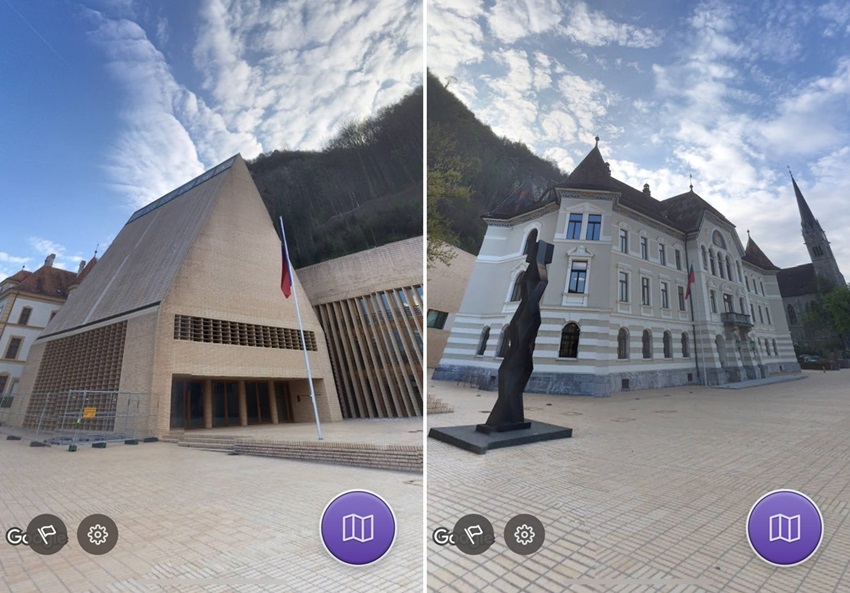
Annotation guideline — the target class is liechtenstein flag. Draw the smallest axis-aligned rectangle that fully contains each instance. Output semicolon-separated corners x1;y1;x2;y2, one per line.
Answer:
280;240;293;299
685;263;695;300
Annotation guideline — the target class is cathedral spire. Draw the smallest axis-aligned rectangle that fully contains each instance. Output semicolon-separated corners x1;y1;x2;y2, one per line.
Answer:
788;168;817;231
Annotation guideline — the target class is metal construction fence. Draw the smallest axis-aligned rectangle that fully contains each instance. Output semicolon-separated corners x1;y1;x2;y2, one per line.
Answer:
0;391;159;449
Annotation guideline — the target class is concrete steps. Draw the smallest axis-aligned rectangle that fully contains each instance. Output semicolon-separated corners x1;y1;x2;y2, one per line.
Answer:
427;393;454;414
234;440;422;473
177;435;236;453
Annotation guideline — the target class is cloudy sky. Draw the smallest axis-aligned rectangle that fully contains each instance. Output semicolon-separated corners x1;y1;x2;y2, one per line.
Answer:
429;0;850;276
0;0;422;278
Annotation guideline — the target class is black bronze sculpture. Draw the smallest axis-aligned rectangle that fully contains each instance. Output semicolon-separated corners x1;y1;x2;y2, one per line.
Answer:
477;239;553;433
428;238;572;453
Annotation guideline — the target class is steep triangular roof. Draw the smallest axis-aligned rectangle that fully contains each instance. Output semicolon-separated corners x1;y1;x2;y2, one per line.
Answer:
660;189;734;232
46;156;239;334
564;142;610;188
743;236;780;270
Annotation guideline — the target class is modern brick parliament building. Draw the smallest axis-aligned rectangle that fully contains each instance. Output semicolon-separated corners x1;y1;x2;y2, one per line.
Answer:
10;156;344;436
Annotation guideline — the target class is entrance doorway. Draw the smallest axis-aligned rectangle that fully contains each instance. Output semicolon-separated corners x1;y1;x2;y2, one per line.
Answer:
170;379;204;429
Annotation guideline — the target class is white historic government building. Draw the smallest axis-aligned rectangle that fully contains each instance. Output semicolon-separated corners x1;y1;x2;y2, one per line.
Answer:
433;141;800;395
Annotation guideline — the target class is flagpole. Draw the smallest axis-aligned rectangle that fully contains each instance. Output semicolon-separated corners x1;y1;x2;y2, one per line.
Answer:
279;216;323;440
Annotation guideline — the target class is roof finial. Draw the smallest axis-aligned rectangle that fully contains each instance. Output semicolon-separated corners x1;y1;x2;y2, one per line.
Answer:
689;173;693;191
594;135;599;147
747;229;751;239
94;244;99;258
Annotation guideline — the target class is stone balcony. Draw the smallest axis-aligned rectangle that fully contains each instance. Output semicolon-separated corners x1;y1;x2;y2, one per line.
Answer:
721;311;753;328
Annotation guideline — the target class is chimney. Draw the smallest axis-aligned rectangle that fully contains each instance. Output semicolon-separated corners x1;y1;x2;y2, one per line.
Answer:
45;254;56;268
643;183;651;197
78;260;86;274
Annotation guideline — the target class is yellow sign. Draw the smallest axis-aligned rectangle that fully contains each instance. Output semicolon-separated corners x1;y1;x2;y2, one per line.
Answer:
82;407;97;419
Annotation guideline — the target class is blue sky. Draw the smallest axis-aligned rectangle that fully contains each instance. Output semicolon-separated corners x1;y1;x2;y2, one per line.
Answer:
429;0;850;277
0;0;422;279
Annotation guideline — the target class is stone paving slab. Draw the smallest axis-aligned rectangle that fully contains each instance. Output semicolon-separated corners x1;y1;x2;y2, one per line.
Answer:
0;442;423;592
427;370;850;592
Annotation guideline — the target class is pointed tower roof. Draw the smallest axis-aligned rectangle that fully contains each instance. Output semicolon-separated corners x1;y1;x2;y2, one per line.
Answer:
742;235;780;270
790;171;817;229
564;137;611;188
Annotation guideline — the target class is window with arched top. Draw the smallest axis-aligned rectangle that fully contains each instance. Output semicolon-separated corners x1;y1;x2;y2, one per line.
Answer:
726;256;733;281
709;249;716;275
617;328;629;359
736;261;742;283
497;324;511;357
523;229;539;255
717;252;725;279
476;326;490;355
510;271;525;302
681;332;690;358
642;329;653;359
559;323;580;358
663;331;672;359
787;304;797;324
701;246;708;270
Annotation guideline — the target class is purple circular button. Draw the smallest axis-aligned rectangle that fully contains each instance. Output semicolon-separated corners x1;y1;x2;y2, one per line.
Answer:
320;490;396;566
746;489;823;567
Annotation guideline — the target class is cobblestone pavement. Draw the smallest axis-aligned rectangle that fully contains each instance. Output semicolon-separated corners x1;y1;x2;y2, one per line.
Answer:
0;442;423;592
427;371;850;592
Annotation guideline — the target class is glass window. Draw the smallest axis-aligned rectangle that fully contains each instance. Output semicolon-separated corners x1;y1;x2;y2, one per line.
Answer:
618;272;629;302
709;290;717;313
710;250;716;275
559;323;580;358
510;271;525;302
426;310;449;329
641;277;651;305
675;249;682;270
661;282;669;309
766;308;771;325
702;246;708;270
678;286;686;311
476;327;490;355
758;306;764;324
772;339;778;355
4;337;22;360
640;237;648;260
0;374;8;395
642;329;652;359
585;214;602;240
726;256;733;281
663;331;672;358
745;276;750;291
18;307;31;325
568;261;588;294
617;328;629;359
659;244;666;266
497;325;511;357
736;261;742;282
750;303;755;321
739;297;745;314
718;253;725;279
723;293;733;313
787;304;797;324
567;214;583;240
619;229;628;253
681;332;690;358
760;281;765;295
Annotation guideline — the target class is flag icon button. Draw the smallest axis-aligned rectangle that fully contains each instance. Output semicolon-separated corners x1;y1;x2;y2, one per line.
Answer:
746;489;823;567
320;490;396;566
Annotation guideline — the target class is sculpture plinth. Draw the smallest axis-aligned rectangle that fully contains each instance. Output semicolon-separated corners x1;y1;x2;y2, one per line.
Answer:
429;239;573;454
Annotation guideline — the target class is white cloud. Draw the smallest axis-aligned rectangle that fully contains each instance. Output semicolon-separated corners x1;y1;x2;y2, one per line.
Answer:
561;2;661;49
488;0;563;44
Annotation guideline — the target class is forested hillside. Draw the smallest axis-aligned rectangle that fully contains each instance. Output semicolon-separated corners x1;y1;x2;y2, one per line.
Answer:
249;87;422;267
427;72;563;255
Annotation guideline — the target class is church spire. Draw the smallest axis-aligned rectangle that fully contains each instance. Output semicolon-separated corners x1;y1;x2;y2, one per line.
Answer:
788;168;817;231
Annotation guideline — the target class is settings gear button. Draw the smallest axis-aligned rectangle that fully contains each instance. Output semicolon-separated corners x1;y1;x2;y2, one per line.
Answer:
505;514;545;555
77;514;118;555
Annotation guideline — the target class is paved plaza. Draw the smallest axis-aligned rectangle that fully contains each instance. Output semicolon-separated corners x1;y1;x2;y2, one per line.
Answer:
0;441;423;592
427;370;850;592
